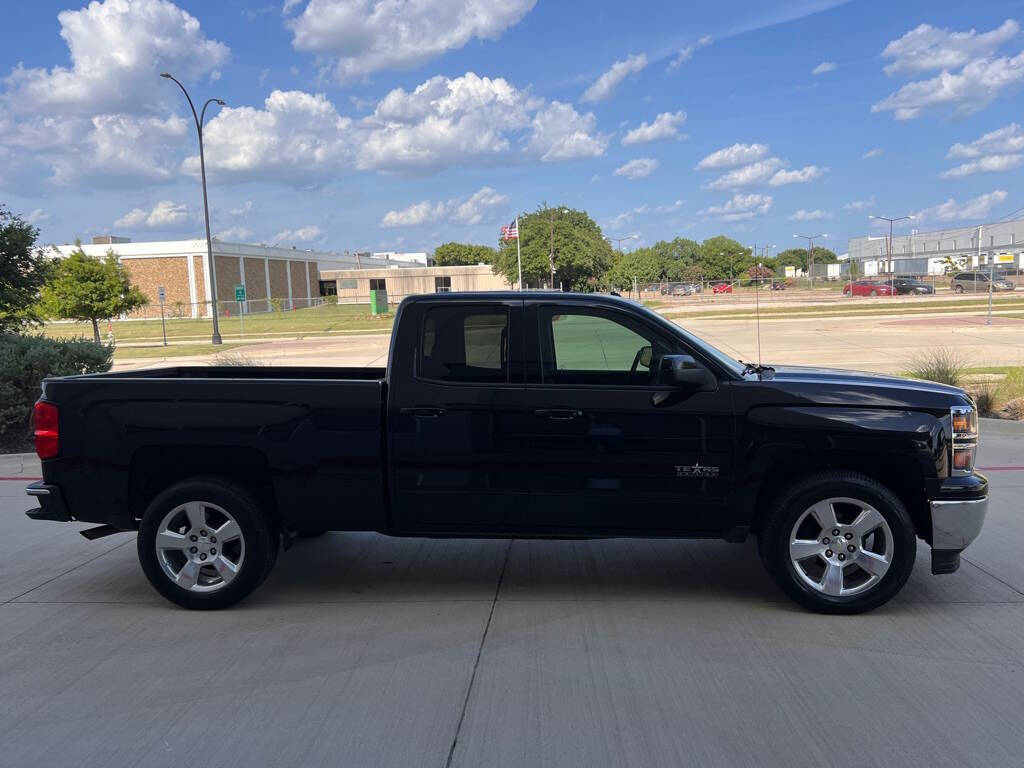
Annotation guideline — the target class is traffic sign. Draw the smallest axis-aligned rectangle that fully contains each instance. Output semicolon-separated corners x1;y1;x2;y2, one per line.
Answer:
234;284;246;302
157;285;166;304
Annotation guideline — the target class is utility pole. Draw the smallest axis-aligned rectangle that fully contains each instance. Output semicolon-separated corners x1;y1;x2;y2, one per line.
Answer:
548;206;570;290
161;72;226;344
868;214;915;297
793;233;828;290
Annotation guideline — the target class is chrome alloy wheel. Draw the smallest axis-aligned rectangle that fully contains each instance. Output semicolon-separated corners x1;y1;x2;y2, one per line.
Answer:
155;501;245;593
789;497;893;598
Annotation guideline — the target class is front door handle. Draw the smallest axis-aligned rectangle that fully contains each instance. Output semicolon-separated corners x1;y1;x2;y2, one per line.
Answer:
535;408;583;421
400;407;446;418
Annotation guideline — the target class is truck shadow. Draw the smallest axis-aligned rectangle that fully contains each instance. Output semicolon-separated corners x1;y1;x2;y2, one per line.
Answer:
251;532;1005;608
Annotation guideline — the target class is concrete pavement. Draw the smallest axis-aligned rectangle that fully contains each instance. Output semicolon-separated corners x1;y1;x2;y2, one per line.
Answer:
1;424;1022;767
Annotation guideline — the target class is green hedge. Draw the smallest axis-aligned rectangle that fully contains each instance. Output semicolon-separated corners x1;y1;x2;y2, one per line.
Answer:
0;334;113;438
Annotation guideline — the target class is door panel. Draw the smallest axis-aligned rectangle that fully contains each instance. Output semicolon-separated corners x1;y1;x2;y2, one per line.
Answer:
522;302;736;533
388;299;530;532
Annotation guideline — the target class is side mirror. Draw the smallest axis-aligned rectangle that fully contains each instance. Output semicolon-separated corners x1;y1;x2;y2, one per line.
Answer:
655;354;716;390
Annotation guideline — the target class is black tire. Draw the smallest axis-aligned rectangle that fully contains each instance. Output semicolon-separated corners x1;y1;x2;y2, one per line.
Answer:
137;478;278;610
759;471;916;614
954;285;964;294
869;290;878;297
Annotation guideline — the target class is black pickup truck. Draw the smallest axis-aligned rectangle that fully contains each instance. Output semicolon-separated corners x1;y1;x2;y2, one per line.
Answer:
25;292;987;613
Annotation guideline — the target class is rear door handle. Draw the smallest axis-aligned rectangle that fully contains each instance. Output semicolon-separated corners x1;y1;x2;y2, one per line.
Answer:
400;407;446;418
535;408;583;421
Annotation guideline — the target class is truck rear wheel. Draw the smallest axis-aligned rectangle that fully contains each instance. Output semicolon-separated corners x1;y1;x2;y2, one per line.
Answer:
759;471;916;614
137;478;278;610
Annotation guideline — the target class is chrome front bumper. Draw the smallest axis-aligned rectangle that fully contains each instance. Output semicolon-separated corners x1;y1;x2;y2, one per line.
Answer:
931;496;988;551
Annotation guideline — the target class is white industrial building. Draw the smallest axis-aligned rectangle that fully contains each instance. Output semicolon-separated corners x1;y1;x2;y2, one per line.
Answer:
847;218;1024;277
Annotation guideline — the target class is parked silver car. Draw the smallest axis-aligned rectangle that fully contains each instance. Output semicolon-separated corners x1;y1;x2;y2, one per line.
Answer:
951;271;1015;293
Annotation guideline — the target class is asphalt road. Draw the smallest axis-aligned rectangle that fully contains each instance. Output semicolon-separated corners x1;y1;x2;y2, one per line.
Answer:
1;421;1022;768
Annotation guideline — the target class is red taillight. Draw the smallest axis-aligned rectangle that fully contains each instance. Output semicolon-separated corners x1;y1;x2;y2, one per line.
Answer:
34;401;59;459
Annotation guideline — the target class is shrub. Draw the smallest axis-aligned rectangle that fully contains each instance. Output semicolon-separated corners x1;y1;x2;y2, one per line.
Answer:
908;348;968;388
324;294;338;306
269;297;283;313
0;334;113;438
970;384;997;416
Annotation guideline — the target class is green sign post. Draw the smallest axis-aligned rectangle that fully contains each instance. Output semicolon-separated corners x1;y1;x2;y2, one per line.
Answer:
234;284;246;336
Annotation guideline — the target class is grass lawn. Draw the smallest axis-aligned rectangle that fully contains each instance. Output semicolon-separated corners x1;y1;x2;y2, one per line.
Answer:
43;303;395;343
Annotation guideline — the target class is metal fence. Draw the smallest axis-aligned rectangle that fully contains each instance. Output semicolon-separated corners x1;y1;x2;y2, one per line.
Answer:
121;296;327;321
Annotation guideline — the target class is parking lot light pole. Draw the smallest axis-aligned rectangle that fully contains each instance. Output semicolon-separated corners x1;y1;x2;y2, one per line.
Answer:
793;233;828;291
161;72;226;344
869;214;915;297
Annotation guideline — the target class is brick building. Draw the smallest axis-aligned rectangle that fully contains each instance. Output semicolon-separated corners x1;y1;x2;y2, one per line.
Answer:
54;238;409;317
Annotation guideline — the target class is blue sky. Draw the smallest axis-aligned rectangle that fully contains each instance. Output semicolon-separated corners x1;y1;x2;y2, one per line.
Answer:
2;0;1024;256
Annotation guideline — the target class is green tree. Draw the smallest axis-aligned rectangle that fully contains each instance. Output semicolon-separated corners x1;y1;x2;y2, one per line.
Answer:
774;247;838;272
604;248;664;290
39;246;147;343
0;206;52;333
699;236;752;280
492;205;614;289
433;242;497;266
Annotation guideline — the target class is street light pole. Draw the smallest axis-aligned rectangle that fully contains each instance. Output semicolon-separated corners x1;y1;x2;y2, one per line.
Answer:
161;72;226;344
868;214;915;296
793;233;828;291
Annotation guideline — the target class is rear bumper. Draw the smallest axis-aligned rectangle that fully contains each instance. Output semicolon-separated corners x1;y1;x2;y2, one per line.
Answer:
929;496;988;574
24;481;72;522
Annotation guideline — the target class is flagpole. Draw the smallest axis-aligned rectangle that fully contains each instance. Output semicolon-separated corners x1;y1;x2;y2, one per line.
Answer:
515;216;523;291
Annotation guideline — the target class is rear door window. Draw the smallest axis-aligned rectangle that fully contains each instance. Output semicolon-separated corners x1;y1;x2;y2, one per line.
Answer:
420;305;509;383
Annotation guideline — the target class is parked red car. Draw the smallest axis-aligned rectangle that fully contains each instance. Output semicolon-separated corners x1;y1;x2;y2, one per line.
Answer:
843;279;894;297
711;281;733;294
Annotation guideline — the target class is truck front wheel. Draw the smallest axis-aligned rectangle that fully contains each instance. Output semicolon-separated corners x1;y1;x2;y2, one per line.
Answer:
759;471;916;614
137;478;278;610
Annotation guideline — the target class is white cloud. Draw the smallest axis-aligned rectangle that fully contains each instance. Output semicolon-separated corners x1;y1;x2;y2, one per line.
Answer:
844;196;876;211
768;165;825;186
581;53;648;103
812;61;836;75
655;199;683;213
915;189;1008;222
696;142;770;169
614;157;659;179
271;224;324;243
288;0;536;81
621;111;687;145
789;208;832;221
706;158;783;189
862;148;883;159
381;185;508;227
881;19;1019;76
192;73;606;182
380;200;447;228
667;36;712;72
282;0;303;13
451;186;509;225
185;89;355;181
605;205;649;229
25;208;51;224
940;154;1024;178
3;0;228;116
215;225;254;242
941;123;1024;177
947;122;1024;157
526;101;607;162
873;20;1024;119
230;200;255;216
114;199;193;229
698;193;773;222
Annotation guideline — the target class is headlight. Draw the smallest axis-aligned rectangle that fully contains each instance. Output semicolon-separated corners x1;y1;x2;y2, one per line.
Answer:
951;405;978;476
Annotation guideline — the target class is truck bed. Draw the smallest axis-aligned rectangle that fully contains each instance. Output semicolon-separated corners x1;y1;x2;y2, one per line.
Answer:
38;365;389;532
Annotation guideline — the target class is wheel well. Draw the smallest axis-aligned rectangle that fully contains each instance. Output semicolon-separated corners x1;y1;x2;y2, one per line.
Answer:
129;446;278;530
750;451;931;541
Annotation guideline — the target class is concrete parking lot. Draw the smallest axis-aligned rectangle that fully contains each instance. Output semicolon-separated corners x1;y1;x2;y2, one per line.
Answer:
1;421;1022;768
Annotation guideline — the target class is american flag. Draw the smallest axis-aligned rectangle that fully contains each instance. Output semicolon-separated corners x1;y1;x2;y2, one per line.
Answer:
501;219;518;241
